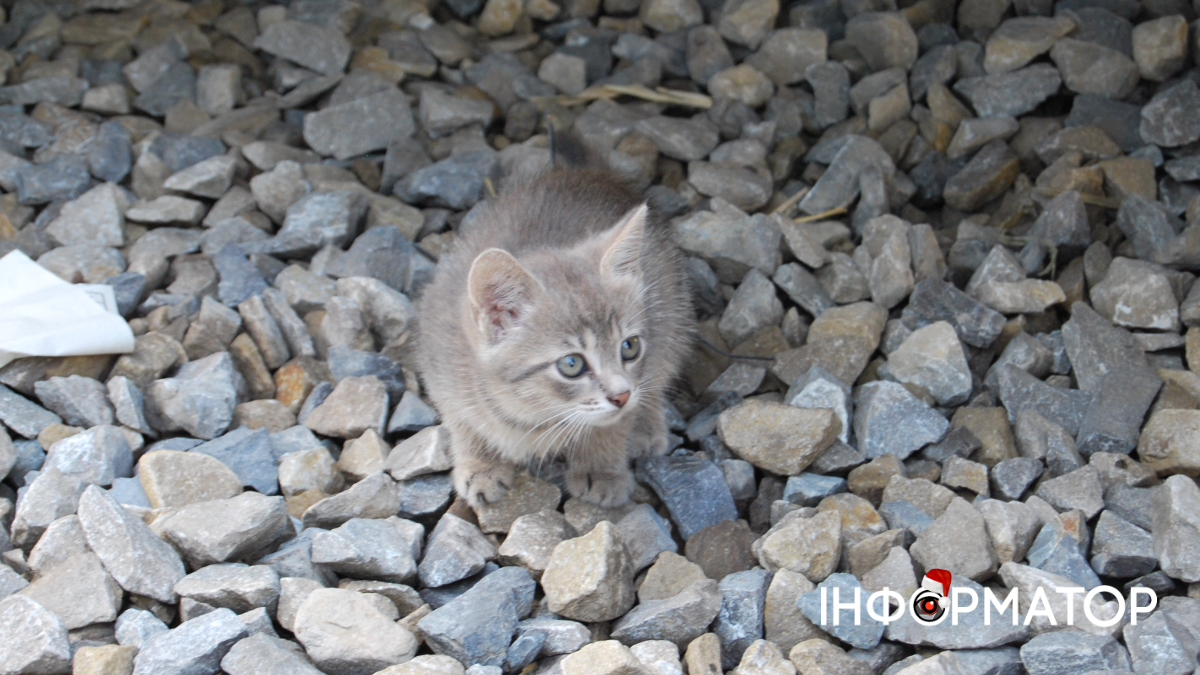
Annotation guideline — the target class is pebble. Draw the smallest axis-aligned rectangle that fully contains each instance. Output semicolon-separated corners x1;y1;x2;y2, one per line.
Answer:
144;352;243;440
301;470;402;528
498;509;576;578
254;20;351;76
637;455;738;540
718;399;840;475
78;485;186;604
221;633;325;675
1139;80;1200;148
1152;475;1200;583
18;552;123;629
418;567;536;667
157;492;290;568
798;574;884;649
610;579;722;648
0;595;72;675
419;513;497;588
542;521;636;622
293;588;419;675
304;88;415;161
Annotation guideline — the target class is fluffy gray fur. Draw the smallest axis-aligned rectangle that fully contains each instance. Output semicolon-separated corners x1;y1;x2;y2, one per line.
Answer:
416;166;692;508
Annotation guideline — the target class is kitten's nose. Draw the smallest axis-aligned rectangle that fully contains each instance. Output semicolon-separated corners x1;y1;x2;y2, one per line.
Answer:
608;391;630;408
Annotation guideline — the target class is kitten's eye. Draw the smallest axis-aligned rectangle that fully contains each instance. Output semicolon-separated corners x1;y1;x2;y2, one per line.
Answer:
620;336;641;361
557;354;586;378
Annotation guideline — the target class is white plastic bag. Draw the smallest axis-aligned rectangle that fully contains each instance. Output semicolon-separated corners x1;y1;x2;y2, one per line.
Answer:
0;250;136;369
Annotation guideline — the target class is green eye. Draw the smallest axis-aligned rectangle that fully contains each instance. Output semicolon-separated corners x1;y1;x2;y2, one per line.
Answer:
620;336;641;361
557;354;586;377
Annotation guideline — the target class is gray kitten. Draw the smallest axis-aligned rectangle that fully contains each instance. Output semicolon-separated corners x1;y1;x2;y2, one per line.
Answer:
415;157;692;508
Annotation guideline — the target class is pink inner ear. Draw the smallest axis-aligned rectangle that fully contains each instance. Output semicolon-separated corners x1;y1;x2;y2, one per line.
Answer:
483;289;521;330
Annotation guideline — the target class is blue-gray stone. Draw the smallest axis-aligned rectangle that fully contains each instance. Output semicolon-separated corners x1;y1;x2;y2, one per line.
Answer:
505;630;546;672
396;473;454;519
1061;301;1148;394
328;347;405;403
103;272;146;318
1066;94;1143;153
256;529;336;586
799;573;884;649
149;132;227;174
14;154;93;205
88;120;132;183
886;575;1029;650
989;457;1043;501
276;191;367;252
133;60;196;117
1019;631;1130;675
1026;521;1101;590
0;76;87;106
1089;511;1156;579
130;607;249;675
9;439;45;486
419;565;496;609
783;473;848;506
952;647;1022;675
324;225;414;292
417;566;535;667
297;382;333;426
0;112;52;148
1104;483;1154;531
145;437;203;453
109;477;152;508
879;500;934;535
636;454;738;540
1123;610;1194;675
387;391;439;434
213;244;269;308
615;503;677;572
192;427;280;496
0;383;62;439
853;381;950;460
685;391;742;442
1075;364;1160;457
995;366;1091;436
464;53;556;111
902;278;1005;348
268;426;325;462
714;568;771;669
394;151;500;211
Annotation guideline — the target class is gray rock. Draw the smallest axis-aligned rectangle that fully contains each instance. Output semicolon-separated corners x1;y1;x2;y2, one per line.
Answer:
853;381;950;460
15;154;93;205
464;52;556;110
718;269;784;347
798;574;883;649
806;61;850;129
1140;80;1200;148
953;64;1062;118
326;226;416;293
782;473;847;506
799;135;894;216
615;504;677;572
395;151;500;211
302;470;402;528
0;384;63;439
610;579;723;649
44;182;128;248
132;61;196;116
1026;517;1101;590
255;20;351;76
115;608;169;651
78;485;185;604
132;608;249;675
845;12;917;71
221;633;325;675
990;457;1043;501
41;425;132;487
303;376;389;440
418;566;536;667
1090;510;1155;578
304;88;415;161
277;191;367;252
636;454;738;540
193;427;279;496
158;492;290;568
515;618;591;656
311;517;423;583
1114;194;1178;265
10;467;84;549
1075;364;1160;457
714;568;770;668
419;513;497;588
388;391;439;434
1122;610;1195;675
1152;475;1200;583
174;563;280;616
675;199;780;284
910;497;998;581
996;366;1090;436
18;552;123;629
0;595;71;675
149;133;226;174
1018;630;1129;675
880;321;971;406
145;352;243;440
773;263;835;319
214;244;269;308
634;116;720;162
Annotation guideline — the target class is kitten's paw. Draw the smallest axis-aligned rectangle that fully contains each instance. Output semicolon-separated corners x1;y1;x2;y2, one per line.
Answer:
626;431;670;459
454;462;516;508
566;467;634;508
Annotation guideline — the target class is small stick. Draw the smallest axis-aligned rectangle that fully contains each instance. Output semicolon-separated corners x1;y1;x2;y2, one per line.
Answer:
794;206;848;224
483;177;497;199
771;187;810;215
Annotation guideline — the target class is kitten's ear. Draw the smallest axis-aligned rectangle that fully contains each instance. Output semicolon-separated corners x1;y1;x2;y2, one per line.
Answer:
468;248;540;343
601;203;647;279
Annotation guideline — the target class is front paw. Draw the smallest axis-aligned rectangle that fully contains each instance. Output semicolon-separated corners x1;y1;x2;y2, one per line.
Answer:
626;430;669;459
566;467;634;508
454;461;516;508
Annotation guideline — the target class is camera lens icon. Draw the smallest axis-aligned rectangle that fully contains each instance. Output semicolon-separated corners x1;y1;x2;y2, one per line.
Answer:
911;589;946;624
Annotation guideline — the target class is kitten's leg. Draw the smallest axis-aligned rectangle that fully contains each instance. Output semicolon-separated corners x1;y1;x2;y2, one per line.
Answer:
624;396;670;459
449;424;517;507
565;426;635;507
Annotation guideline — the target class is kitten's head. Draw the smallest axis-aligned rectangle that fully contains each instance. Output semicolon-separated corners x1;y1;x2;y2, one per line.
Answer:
465;205;653;436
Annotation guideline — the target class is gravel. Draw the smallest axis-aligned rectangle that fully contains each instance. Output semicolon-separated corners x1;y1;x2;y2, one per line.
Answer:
4;1;1200;673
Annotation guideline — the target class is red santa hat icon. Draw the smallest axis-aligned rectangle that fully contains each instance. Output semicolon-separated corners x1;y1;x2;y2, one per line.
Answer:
922;569;952;600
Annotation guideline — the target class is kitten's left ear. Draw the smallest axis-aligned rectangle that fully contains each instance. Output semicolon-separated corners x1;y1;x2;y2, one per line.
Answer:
602;203;647;279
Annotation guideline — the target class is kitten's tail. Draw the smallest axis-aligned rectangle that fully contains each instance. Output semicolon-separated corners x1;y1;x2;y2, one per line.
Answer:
547;116;591;168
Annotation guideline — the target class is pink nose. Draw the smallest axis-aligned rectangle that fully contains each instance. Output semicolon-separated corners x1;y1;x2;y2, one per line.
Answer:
609;391;630;408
